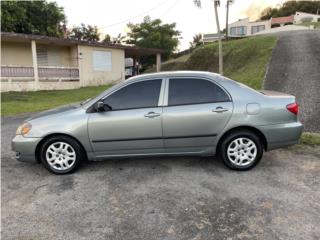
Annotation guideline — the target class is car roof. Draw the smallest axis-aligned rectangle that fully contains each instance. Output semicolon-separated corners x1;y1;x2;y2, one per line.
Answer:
126;71;222;82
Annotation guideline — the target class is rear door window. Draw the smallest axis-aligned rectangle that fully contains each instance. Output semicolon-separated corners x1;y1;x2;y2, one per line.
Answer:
168;78;230;106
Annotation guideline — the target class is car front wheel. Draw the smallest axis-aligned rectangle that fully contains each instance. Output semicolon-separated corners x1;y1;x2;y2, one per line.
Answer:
220;130;263;170
40;136;83;174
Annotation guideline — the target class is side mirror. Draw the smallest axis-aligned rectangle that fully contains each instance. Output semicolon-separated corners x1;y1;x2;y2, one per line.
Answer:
95;101;111;112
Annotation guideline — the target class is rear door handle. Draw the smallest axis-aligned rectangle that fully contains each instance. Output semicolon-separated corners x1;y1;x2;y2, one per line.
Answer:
144;112;161;118
212;107;229;113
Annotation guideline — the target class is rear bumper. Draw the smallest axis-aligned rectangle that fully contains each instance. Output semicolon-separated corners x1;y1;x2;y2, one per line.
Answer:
259;122;303;151
11;135;42;162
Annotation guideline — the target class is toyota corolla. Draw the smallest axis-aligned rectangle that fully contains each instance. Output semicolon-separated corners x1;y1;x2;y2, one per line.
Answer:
12;71;303;174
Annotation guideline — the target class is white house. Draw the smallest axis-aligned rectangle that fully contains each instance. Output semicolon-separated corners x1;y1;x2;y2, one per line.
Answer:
293;11;320;24
222;11;320;39
228;18;271;37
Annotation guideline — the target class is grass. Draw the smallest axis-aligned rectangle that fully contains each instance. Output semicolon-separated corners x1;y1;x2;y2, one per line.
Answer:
147;36;277;89
300;132;320;146
1;84;112;116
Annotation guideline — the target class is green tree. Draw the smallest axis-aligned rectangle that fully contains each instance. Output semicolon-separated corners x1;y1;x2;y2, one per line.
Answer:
102;34;112;44
101;33;125;44
260;7;280;20
112;33;125;44
189;33;202;49
1;0;66;37
260;1;320;20
126;16;180;69
68;23;100;41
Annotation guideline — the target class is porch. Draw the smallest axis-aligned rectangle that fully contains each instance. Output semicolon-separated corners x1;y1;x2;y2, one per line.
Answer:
1;32;164;92
1;36;80;91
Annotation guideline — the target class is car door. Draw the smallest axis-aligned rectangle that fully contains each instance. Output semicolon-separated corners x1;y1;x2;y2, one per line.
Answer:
88;79;164;158
162;77;233;153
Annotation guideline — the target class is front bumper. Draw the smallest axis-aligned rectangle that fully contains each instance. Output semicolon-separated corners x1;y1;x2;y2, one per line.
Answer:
11;135;42;162
259;121;303;151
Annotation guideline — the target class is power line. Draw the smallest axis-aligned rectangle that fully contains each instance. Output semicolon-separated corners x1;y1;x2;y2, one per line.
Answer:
98;0;169;30
158;0;181;18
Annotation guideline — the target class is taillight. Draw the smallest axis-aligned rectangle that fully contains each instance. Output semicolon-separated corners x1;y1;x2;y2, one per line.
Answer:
286;103;298;115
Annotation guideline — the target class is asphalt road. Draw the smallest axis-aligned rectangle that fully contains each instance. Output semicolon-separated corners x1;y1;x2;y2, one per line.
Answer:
264;30;320;133
1;115;320;240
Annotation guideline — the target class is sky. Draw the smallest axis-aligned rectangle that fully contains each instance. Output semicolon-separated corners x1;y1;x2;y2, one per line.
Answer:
52;0;285;50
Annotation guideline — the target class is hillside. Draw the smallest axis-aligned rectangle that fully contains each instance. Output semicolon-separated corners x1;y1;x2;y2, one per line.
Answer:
147;36;277;89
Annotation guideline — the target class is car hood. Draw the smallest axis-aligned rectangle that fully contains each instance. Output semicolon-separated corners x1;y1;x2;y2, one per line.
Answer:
26;103;81;122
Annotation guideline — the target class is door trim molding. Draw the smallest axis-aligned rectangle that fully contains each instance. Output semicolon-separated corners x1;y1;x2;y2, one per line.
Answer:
91;133;217;143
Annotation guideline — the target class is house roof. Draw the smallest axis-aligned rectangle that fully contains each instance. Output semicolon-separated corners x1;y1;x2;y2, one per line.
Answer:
0;32;165;58
271;16;294;24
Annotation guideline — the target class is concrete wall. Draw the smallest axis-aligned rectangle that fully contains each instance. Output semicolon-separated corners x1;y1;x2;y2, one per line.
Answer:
78;45;125;87
69;45;79;68
1;42;33;66
1;80;81;92
254;24;309;35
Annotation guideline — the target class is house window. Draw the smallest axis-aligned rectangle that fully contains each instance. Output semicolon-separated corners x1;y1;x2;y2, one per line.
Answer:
93;50;112;71
36;46;60;66
251;25;265;34
230;26;247;36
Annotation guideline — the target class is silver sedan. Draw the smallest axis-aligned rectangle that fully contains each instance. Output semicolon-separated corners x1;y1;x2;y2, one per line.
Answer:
12;71;303;174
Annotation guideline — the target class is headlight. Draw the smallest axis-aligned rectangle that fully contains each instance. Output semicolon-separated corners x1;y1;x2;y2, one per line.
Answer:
16;122;32;136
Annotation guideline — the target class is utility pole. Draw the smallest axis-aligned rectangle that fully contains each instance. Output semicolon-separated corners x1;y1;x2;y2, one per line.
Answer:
225;0;230;41
225;0;234;41
214;0;223;75
193;0;223;74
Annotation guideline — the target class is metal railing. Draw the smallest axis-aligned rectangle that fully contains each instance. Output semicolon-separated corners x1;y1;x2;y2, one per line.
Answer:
1;66;79;79
1;66;34;78
38;67;79;79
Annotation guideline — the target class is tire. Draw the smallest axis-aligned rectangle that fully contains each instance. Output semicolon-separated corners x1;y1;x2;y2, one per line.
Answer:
39;136;84;174
219;130;263;171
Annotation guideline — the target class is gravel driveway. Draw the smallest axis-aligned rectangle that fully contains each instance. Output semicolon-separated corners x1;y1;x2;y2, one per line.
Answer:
264;30;320;133
1;115;320;240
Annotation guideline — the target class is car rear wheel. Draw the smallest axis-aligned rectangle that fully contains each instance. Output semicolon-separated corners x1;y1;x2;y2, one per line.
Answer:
40;136;83;174
220;130;263;170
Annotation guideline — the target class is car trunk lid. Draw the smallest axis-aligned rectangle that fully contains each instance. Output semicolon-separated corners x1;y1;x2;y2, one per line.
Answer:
259;90;293;98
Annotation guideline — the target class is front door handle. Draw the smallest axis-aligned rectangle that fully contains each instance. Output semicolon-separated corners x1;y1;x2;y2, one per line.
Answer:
212;107;229;113
144;112;161;118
